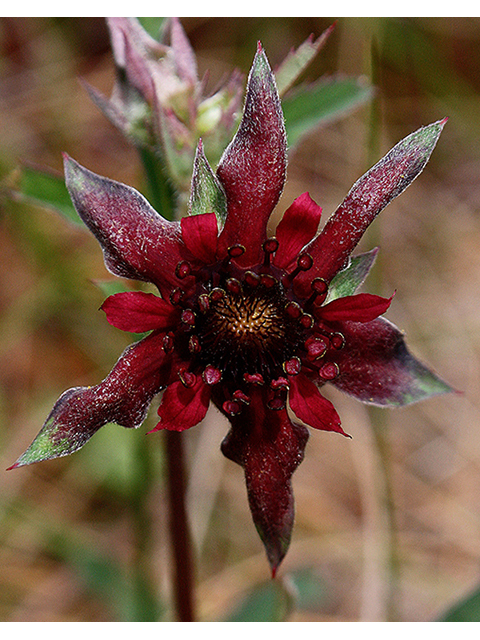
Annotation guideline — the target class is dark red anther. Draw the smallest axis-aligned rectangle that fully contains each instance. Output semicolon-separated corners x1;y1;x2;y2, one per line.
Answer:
232;389;250;405
202;364;222;385
300;313;314;329
228;244;246;258
170;287;184;306
223;399;242;416
319;362;340;380
305;336;328;359
297;253;313;271
178;368;196;388
267;388;287;411
263;237;279;265
331;332;345;350
163;332;175;353
175;260;192;279
311;277;328;295
307;278;329;307
244;271;260;288
181;308;196;326
198;293;210;313
188;335;201;354
210;287;225;302
285;301;302;318
226;278;242;295
270;376;289;390
283;357;302;376
260;274;276;288
244;372;265;385
282;253;314;287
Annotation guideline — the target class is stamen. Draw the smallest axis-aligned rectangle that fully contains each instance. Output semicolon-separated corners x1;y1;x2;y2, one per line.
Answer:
259;274;276;289
285;301;302;319
282;253;314;287
305;336;328;359
300;313;314;329
263;238;278;266
244;372;265;385
209;287;225;302
198;293;210;313
228;244;246;259
178;368;196;388
175;260;192;279
244;271;260;288
307;278;329;307
267;386;288;411
226;278;242;295
232;389;250;405
223;399;242;416
181;309;196;327
170;288;184;306
270;376;289;390
163;332;175;353
188;335;201;354
283;357;302;376
331;332;346;350
319;362;340;380
202;364;222;385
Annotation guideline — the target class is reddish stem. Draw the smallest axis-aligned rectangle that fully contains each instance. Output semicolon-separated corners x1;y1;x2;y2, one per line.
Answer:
165;430;196;621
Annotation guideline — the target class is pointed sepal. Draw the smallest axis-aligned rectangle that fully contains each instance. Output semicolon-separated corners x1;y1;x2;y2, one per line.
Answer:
63;154;183;296
326;248;379;301
220;390;309;575
8;332;171;469
297;118;448;292
217;43;287;265
332;317;454;407
189;140;227;222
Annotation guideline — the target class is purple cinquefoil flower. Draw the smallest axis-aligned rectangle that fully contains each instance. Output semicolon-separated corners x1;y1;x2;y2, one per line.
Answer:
9;45;451;575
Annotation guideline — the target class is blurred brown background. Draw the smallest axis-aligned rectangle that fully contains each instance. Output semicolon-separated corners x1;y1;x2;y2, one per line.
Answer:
1;16;480;621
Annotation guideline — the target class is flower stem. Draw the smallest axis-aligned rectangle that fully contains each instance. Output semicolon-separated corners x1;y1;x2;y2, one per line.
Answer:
165;430;196;621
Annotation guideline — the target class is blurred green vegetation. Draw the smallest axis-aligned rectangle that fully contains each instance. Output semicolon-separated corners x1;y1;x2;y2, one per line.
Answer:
1;17;480;621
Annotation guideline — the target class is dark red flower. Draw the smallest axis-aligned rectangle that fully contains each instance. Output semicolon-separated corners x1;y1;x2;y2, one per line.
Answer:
9;44;451;575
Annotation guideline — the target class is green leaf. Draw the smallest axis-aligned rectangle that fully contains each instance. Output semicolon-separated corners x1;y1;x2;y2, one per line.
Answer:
439;583;480;621
276;27;333;97
47;531;164;621
282;76;373;148
224;579;294;622
327;248;379;301
290;567;328;611
18;164;82;225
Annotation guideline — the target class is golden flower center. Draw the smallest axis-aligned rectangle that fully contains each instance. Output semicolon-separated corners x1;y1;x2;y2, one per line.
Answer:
213;293;284;344
195;283;303;385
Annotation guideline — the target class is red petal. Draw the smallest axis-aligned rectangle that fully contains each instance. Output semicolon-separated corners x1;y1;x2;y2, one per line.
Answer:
288;373;348;436
152;376;210;432
319;292;393;323
101;291;176;333
217;45;286;266
274;193;322;269
180;212;218;264
220;388;309;575
64;155;183;297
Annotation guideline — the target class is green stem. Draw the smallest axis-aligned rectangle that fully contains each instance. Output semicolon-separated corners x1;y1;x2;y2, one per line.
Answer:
138;146;177;222
165;431;196;621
